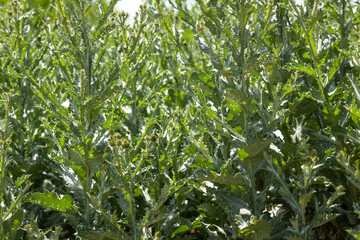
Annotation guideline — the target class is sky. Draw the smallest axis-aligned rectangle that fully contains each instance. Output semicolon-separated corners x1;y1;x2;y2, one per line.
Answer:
115;0;307;22
115;0;143;21
115;0;196;22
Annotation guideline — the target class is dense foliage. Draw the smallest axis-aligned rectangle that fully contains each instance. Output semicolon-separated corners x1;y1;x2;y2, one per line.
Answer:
1;0;360;239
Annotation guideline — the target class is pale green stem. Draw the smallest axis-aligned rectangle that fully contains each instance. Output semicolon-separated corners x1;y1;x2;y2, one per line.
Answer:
289;1;335;123
0;96;11;236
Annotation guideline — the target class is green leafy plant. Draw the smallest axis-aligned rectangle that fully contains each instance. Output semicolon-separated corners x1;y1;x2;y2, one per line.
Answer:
1;0;360;239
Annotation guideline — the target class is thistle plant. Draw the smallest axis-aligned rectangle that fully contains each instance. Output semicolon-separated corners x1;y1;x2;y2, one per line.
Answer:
1;0;360;238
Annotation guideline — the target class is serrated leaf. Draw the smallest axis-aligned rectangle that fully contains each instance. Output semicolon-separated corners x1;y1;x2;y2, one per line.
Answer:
193;169;247;186
279;186;301;216
87;157;104;171
325;185;345;208
219;193;249;216
243;138;274;159
349;74;360;104
171;225;190;237
181;29;194;42
198;202;224;221
346;229;360;239
296;66;317;78
87;193;130;239
59;165;84;192
299;190;315;225
312;213;340;228
248;219;271;240
116;191;130;220
238;149;249;160
198;41;213;57
285;237;306;240
224;89;249;112
15;174;31;187
85;85;121;111
68;147;103;172
178;53;189;65
88;230;126;240
26;191;75;212
202;108;246;142
142;212;167;228
68;147;85;166
241;138;274;181
354;203;360;218
32;0;50;9
310;90;324;103
3;182;32;221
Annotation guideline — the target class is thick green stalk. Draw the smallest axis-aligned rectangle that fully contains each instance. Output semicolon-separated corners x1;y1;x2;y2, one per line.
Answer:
128;183;138;240
78;63;93;224
289;0;335;123
249;163;258;215
0;99;9;186
76;1;94;222
125;151;138;240
116;148;138;239
154;0;199;72
0;93;11;237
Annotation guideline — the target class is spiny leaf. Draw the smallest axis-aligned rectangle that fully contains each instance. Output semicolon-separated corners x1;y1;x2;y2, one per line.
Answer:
238;149;249;159
26;191;75;212
294;66;317;78
285;237;306;240
87;193;130;239
59;165;84;192
248;219;271;240
193;169;247;186
88;230;126;240
312;213;341;228
219;193;249;216
68;147;85;166
243;138;274;159
85;85;122;111
279;186;301;216
349;74;360;104
181;29;194;43
299;190;315;225
171;225;190;237
224;89;249;111
347;229;360;239
32;0;51;9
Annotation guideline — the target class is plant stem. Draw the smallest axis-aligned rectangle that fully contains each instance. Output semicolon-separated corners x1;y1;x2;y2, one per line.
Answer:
124;150;138;240
289;0;335;124
249;164;257;215
0;94;11;237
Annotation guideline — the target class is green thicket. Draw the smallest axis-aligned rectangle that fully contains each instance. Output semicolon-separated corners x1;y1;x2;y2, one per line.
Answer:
1;0;360;239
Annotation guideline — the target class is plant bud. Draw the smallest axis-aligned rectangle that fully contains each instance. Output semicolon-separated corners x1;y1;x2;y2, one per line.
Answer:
151;134;157;142
112;132;121;140
122;139;130;149
165;54;171;60
109;139;117;147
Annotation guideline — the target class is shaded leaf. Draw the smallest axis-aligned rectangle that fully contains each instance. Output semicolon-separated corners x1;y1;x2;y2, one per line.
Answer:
243;138;274;160
88;231;126;240
193;169;247;186
248;219;271;240
85;85;122;111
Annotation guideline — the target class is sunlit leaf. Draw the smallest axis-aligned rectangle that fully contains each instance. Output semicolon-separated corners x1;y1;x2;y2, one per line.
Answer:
26;191;75;212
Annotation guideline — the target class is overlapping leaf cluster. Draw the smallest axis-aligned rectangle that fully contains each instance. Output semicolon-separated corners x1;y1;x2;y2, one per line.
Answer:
0;0;360;239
